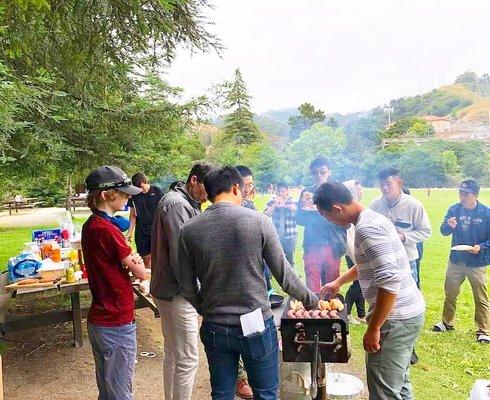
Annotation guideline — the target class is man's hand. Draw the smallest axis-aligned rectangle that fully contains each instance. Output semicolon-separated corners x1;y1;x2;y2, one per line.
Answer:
320;279;341;299
275;196;284;206
300;191;314;209
131;252;144;265
363;327;381;353
469;244;481;254
447;217;457;229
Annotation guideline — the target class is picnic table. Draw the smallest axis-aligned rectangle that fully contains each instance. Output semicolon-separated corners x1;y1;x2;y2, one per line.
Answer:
1;197;44;215
0;273;158;348
58;196;87;211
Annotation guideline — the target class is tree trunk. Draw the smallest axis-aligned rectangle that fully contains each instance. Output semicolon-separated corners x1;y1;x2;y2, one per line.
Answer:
65;175;72;211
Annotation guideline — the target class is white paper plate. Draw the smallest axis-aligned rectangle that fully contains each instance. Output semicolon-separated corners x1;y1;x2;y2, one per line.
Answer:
451;245;473;251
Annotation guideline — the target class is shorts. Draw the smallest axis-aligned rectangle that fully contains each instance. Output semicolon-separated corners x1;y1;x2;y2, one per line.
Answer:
135;227;151;257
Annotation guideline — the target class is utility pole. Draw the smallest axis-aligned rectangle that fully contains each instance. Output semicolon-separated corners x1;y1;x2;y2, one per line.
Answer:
384;106;394;125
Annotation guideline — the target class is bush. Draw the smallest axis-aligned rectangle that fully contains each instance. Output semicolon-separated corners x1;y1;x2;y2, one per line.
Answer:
26;178;66;207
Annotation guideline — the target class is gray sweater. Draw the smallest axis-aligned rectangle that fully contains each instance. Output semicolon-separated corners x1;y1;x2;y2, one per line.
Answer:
369;193;431;261
150;183;201;300
178;202;318;324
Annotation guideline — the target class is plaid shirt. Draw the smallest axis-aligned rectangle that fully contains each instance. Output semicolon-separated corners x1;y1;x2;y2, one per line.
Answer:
265;196;298;238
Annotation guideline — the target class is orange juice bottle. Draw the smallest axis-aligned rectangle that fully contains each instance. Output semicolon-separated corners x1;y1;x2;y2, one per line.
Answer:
41;242;53;260
51;243;61;262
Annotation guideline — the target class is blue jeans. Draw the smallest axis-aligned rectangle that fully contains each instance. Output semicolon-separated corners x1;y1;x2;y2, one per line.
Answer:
200;317;279;400
88;322;137;400
409;260;419;288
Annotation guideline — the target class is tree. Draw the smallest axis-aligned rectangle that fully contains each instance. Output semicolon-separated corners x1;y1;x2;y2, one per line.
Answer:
286;123;346;184
0;1;219;197
288;103;326;140
398;147;447;187
441;150;459;176
455;71;479;84
222;69;262;145
382;117;434;138
407;119;434;137
241;142;286;189
326;117;339;129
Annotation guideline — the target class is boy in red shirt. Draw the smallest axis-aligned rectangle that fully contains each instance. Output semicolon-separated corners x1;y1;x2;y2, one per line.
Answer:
82;166;148;400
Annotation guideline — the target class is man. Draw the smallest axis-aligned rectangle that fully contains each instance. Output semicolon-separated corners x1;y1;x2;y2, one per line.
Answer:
316;182;425;400
296;157;347;292
150;162;213;400
370;168;430;364
127;172;164;267
401;187;425;290
234;165;260;399
236;165;256;210
264;182;298;268
370;168;431;289
433;179;490;344
178;166;318;400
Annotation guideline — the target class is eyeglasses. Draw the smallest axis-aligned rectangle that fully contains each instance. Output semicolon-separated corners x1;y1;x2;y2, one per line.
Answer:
311;168;329;176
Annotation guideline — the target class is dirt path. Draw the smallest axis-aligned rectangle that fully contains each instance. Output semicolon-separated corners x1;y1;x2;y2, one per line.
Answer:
3;305;368;399
4;308;211;400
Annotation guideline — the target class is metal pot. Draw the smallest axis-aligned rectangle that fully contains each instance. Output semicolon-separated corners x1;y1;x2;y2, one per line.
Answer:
279;349;313;400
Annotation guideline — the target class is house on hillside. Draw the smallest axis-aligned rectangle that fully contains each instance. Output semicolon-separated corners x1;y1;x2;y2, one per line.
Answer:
421;115;451;134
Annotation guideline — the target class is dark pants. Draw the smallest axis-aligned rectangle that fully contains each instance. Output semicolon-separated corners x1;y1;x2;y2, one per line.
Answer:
264;236;297;292
345;256;366;318
200;317;279;400
279;235;297;268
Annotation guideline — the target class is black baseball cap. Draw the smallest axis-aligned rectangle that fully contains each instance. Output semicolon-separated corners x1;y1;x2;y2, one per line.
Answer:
86;166;142;195
458;179;480;195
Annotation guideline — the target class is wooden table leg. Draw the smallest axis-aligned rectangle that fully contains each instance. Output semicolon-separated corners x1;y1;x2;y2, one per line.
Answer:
71;292;83;348
0;355;3;400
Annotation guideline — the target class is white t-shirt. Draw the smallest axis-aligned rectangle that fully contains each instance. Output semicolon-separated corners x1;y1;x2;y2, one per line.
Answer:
355;208;426;320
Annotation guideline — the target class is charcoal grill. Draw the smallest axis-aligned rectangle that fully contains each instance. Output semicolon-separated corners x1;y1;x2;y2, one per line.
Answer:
280;295;351;400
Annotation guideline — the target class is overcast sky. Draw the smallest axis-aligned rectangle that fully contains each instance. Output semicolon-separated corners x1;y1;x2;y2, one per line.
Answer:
165;0;490;115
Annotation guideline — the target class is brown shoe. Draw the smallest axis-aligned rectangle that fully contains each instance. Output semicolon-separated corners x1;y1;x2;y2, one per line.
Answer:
236;377;253;399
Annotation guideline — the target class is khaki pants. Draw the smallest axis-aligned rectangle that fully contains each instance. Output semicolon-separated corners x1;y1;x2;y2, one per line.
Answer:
442;261;489;335
154;296;199;400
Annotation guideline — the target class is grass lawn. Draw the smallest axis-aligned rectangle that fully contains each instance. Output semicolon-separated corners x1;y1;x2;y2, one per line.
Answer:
1;189;489;399
254;188;490;400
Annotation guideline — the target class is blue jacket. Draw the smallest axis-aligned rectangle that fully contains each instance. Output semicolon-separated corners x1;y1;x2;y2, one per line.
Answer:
440;201;490;267
296;185;347;258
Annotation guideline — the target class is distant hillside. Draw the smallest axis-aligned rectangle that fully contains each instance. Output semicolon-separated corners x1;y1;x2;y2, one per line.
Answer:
388;84;472;122
441;84;490;123
208;74;490;149
261;108;298;123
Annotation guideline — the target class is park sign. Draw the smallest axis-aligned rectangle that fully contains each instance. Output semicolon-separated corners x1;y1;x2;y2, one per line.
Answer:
32;228;61;243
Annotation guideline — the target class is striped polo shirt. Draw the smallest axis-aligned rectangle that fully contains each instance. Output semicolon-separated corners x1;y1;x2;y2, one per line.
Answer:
354;208;426;320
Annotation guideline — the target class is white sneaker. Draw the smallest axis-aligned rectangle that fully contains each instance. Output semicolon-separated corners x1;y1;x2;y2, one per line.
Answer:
348;314;360;325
